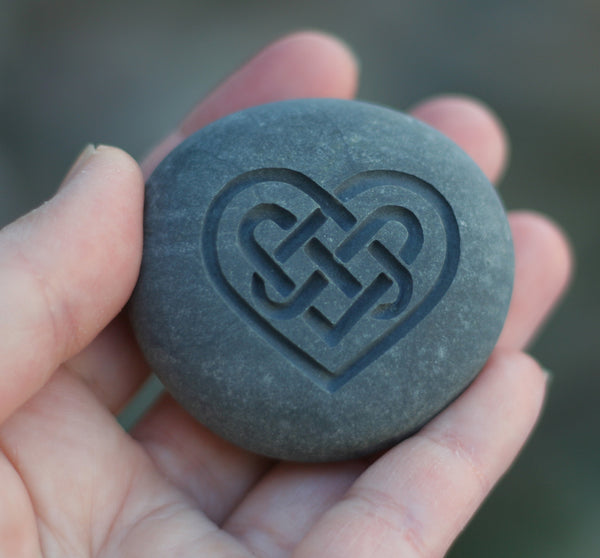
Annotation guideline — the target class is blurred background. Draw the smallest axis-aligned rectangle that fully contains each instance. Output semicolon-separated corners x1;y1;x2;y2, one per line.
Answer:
1;0;597;555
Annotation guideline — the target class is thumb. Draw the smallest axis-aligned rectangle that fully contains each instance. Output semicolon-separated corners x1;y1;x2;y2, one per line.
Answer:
0;145;144;423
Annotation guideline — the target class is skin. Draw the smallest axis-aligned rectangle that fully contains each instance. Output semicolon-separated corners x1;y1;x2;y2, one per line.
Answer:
0;31;572;557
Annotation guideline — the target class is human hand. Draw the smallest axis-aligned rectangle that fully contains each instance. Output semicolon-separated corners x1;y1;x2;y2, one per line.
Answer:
0;32;571;557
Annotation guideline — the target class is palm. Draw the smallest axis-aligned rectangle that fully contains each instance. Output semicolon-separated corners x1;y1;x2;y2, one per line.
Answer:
0;32;571;558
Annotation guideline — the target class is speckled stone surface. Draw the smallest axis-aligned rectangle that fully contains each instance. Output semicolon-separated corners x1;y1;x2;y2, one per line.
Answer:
129;98;514;462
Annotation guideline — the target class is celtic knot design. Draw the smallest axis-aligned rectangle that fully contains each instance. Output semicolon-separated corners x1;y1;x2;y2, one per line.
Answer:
202;168;460;392
241;202;422;347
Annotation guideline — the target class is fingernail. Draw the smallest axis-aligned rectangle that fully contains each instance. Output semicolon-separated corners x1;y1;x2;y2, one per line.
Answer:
59;144;98;190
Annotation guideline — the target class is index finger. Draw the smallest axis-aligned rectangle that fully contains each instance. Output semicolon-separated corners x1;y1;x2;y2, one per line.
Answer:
0;146;144;424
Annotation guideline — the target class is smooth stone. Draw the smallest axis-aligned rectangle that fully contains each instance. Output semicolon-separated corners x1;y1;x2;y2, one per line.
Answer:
129;98;513;462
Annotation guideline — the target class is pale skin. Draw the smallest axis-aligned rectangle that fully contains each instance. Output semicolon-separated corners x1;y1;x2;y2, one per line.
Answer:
0;32;572;557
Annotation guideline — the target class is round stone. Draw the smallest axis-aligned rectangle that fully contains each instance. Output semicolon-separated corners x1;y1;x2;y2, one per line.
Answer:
129;98;513;462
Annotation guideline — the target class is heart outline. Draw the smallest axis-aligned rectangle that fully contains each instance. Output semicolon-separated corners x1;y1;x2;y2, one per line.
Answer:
201;168;460;393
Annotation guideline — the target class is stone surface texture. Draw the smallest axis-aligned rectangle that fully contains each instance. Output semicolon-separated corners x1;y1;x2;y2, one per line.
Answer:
129;98;514;462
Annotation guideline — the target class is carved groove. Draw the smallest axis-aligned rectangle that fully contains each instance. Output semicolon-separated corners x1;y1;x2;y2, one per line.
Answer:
238;204;296;297
335;205;423;264
275;209;327;262
368;240;412;319
252;271;328;320
303;238;362;298
304;273;392;347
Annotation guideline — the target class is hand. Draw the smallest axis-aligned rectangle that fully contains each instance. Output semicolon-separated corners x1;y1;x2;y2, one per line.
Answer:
0;31;571;557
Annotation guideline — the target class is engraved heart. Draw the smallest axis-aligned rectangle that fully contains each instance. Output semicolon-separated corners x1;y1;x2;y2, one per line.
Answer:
202;167;460;392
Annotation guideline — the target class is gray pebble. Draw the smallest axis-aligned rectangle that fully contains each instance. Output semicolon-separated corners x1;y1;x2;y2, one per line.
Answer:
129;99;513;462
